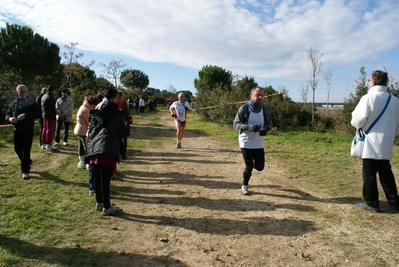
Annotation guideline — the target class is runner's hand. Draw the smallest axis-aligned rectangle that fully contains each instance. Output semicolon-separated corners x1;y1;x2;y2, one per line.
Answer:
259;127;268;136
239;125;249;133
249;124;261;132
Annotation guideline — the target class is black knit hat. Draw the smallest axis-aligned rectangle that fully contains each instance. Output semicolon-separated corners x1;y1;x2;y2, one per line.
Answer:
47;85;56;93
105;87;118;99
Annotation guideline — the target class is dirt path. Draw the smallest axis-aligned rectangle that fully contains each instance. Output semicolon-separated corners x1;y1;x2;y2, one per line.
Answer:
90;111;399;267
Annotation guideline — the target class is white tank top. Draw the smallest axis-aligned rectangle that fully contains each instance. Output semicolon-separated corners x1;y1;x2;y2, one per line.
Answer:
238;107;264;149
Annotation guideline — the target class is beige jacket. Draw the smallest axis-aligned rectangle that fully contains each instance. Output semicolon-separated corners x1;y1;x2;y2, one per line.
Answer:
56;96;74;122
73;102;91;136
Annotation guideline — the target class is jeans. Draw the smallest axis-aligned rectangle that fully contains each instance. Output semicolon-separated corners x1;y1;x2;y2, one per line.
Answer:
55;117;70;143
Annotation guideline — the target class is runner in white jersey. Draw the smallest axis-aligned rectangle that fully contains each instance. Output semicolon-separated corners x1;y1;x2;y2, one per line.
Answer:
233;86;272;195
169;92;193;148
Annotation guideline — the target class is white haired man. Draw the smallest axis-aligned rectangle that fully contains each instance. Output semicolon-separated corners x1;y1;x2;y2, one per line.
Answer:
6;84;41;180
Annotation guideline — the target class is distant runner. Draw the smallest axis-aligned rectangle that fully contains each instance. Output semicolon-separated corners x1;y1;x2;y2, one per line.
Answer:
170;92;193;149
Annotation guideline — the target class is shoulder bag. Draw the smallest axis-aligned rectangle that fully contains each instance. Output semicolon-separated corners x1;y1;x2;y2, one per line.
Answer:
351;94;391;158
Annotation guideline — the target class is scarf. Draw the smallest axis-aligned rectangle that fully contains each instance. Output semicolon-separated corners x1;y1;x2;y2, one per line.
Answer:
248;99;261;113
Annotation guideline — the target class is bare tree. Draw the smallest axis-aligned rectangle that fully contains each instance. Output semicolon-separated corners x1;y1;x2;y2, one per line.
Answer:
99;59;127;87
62;42;95;89
323;69;334;116
307;46;323;122
63;42;83;65
299;82;310;108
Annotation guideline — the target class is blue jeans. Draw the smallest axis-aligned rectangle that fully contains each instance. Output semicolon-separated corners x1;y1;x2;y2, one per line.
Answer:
55;117;70;143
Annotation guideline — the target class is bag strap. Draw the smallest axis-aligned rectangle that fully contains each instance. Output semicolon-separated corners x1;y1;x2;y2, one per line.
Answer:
365;94;391;134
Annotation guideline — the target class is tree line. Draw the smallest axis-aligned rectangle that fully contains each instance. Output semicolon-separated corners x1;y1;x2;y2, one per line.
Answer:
2;23;399;133
0;23;189;116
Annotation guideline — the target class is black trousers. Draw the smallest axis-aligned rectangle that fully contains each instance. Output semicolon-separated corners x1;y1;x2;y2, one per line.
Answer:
241;148;265;185
38;118;43;145
13;128;33;174
93;165;113;209
77;135;86;156
120;138;127;158
362;159;399;207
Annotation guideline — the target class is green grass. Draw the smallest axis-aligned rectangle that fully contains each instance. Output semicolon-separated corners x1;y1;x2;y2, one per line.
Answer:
0;124;108;266
186;115;399;198
1;110;398;266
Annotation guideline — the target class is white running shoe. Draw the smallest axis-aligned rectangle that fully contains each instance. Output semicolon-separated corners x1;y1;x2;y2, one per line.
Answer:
78;162;86;169
241;185;249;195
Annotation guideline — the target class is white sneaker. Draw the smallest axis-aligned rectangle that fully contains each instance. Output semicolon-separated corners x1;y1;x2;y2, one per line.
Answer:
54;142;59;146
241;185;249;195
41;145;46;149
78;162;86;169
63;142;68;146
46;145;58;150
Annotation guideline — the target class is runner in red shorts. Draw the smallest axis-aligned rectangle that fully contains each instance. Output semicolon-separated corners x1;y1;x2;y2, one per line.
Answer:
169;92;193;148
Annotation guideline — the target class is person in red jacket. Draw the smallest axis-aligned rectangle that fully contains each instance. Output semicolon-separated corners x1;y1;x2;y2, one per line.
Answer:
41;85;58;150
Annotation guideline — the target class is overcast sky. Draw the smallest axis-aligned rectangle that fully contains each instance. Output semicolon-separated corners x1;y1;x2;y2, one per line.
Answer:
1;0;399;102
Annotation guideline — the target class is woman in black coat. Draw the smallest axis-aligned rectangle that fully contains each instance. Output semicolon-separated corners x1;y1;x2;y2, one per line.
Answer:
86;88;128;216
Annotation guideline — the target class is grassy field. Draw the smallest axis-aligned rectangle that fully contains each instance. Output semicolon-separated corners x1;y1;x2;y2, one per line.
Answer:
187;112;396;198
1;108;399;266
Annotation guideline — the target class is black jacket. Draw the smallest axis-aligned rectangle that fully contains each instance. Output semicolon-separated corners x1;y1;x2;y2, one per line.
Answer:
36;93;45;119
41;92;56;119
86;101;128;162
5;97;41;130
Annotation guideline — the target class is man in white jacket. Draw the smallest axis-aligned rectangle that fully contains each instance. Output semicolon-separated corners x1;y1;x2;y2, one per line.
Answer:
351;70;399;212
